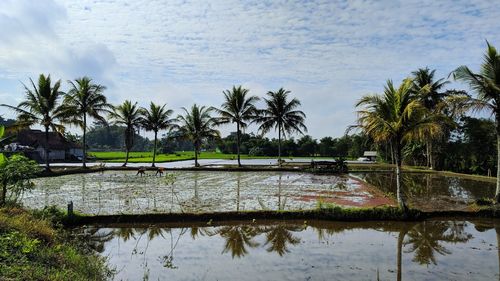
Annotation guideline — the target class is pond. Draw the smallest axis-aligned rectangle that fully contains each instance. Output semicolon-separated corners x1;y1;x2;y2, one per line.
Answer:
81;219;500;280
25;171;392;215
356;173;496;211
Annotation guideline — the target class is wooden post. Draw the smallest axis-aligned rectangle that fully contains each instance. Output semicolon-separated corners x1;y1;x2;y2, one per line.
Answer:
67;201;74;219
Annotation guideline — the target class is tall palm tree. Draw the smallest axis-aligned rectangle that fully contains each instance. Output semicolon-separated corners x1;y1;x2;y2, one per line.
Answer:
256;88;307;166
213;85;259;167
139;102;175;167
411;68;449;169
1;74;65;172
61;77;112;168
356;79;441;209
176;104;220;167
453;41;500;202
109;100;142;167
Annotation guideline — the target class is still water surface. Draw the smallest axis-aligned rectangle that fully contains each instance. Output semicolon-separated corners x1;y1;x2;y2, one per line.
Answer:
84;219;500;281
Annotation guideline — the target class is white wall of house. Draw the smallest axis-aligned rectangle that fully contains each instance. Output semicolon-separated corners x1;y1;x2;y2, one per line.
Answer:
69;148;83;158
35;147;66;161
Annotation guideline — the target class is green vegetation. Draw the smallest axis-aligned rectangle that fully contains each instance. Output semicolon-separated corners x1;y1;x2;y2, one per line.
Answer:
139;102;176;167
213;85;260;167
0;155;41;205
1;74;66;172
177;104;220;167
61;76;112;168
356;79;441;209
255;88;307;166
453;41;500;202
0;206;113;280
109;100;143;167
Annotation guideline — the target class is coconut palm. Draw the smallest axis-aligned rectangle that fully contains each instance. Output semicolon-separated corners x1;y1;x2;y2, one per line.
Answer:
61;77;112;168
213;86;259;167
411;68;450;169
1;74;65;172
109;100;142;167
139;102;175;167
453;41;500;202
176;104;220;167
356;79;441;209
256;88;307;166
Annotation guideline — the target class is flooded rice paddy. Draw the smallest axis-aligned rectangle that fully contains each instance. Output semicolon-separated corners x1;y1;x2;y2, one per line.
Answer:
25;171;391;215
82;219;500;280
357;173;496;211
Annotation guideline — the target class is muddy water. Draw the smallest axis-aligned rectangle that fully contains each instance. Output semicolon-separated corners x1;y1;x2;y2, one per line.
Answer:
356;173;496;211
25;171;390;215
82;219;500;280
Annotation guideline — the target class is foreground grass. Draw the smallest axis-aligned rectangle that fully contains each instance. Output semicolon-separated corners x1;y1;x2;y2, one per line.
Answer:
0;206;113;281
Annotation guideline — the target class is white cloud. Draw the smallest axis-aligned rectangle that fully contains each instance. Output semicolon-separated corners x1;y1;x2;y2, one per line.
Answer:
0;0;499;138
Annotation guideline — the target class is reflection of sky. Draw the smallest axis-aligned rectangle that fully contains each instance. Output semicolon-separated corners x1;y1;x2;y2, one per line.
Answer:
1;1;499;137
93;220;499;280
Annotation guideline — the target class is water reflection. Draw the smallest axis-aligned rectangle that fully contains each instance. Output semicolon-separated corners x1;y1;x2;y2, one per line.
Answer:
81;219;500;280
358;173;495;210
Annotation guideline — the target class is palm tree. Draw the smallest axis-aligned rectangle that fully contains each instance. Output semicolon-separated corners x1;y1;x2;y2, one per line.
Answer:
213;85;259;167
61;77;112;168
139;102;175;167
256;88;307;166
176;104;220;167
411;68;449;169
1;74;65;172
453;41;500;202
356;79;441;209
109;100;142;167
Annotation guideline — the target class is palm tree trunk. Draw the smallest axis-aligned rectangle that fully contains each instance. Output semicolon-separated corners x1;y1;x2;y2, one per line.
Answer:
496;131;500;202
44;125;50;172
278;125;282;167
395;141;406;210
236;122;241;167
123;149;129;167
194;141;199;167
152;131;158;167
82;112;87;168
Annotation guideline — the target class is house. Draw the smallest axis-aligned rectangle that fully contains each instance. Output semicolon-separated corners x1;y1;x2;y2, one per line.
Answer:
14;129;83;162
363;151;378;162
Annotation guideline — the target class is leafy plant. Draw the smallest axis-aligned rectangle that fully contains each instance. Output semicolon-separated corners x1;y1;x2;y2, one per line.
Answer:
0;155;41;205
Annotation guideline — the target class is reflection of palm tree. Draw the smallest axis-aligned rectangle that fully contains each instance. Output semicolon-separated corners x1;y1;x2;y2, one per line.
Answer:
218;225;260;258
263;224;301;256
236;173;241;211
404;221;472;265
81;226;115;253
190;226;214;240
114;228;136;242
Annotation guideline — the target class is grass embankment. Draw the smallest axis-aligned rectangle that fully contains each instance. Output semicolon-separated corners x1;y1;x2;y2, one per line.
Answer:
0;206;113;281
89;151;339;163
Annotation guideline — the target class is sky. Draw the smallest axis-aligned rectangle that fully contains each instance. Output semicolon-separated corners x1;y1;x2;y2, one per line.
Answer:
0;0;499;139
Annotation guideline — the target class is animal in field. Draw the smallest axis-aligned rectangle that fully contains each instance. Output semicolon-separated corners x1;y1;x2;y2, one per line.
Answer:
137;167;146;176
156;167;166;176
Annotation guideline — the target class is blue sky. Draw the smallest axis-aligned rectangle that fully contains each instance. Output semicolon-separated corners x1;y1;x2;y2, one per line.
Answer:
0;0;499;138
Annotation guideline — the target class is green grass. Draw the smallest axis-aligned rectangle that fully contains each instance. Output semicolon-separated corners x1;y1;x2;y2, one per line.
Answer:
0;206;113;280
90;151;273;163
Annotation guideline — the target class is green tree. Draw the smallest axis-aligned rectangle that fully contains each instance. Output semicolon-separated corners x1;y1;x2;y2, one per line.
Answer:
453;41;500;202
176;104;220;167
109;100;142;166
213;85;259;167
0;155;41;205
256;88;307;166
62;77;112;168
356;79;441;209
139;102;175;167
411;68;451;169
1;74;65;172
